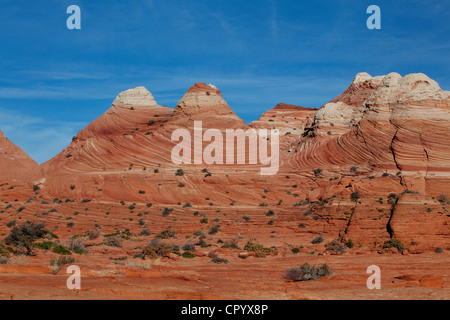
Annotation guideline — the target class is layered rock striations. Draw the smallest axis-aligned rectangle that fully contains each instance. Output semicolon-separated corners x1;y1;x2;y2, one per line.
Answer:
0;130;39;182
1;73;449;252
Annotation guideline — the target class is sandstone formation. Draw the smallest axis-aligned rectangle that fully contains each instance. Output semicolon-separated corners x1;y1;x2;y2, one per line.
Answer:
0;130;39;182
0;73;449;300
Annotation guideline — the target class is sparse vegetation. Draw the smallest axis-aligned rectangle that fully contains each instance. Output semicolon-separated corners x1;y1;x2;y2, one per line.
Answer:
437;193;449;204
311;235;324;244
284;263;333;281
85;229;99;240
156;229;176;239
350;192;360;202
383;239;405;253
325;239;347;254
50;256;76;275
52;244;72;255
208;225;221;235
4;221;48;255
104;235;122;247
211;257;229;264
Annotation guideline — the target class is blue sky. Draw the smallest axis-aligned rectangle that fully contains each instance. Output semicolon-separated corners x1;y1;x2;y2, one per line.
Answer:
0;0;449;163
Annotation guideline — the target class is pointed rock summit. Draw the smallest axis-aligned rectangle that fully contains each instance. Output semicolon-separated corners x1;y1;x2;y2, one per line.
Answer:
113;86;157;107
0;130;39;181
173;82;245;128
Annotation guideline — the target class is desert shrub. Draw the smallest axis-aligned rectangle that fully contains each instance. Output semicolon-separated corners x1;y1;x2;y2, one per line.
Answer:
244;241;267;253
346;239;354;249
50;256;75;275
182;251;196;259
70;185;75;190
311;235;324;244
435;247;443;254
284;263;333;281
437;193;449;204
6;220;16;228
208;225;220;235
314;168;322;176
387;193;398;204
81;199;91;203
67;238;87;254
175;169;184;176
142;239;173;259
52;245;71;255
350;192;360;202
147;120;155;126
4;221;48;255
211;257;229;264
182;243;196;252
156;229;176;239
139;228;151;236
67;222;74;228
325;239;347;254
350;166;358;173
291;247;300;254
200;218;209;224
183;202;192;208
104;235;122;247
139;190;146;194
162;207;174;217
383;239;404;253
85;229;99;240
221;239;239;250
16;206;26;213
266;210;275;217
32;241;54;251
0;242;12;258
242;215;251;222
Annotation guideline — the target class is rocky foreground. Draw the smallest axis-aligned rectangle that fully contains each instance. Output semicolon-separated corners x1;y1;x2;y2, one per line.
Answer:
0;73;449;299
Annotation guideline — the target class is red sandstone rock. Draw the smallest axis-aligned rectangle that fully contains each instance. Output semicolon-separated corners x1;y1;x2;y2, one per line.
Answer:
0;130;39;182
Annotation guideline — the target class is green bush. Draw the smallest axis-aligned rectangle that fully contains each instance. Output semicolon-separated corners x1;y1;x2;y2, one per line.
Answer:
4;221;48;255
311;235;324;244
156;229;176;239
52;245;72;255
383;239;405;253
350;192;360;202
33;241;54;251
182;251;196;259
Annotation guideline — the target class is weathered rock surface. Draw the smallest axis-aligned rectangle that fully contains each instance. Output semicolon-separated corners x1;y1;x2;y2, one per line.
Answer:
0;73;449;301
0;130;39;182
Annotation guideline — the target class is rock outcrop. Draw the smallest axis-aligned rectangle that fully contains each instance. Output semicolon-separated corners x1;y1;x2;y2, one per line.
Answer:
0;131;39;182
1;73;449;254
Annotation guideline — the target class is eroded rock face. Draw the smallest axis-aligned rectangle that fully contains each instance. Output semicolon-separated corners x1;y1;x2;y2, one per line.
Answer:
1;73;449;254
0;131;39;182
295;73;385;152
171;82;245;129
112;86;158;107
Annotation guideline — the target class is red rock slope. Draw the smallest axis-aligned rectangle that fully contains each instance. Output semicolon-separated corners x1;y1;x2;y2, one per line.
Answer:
0;130;39;182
